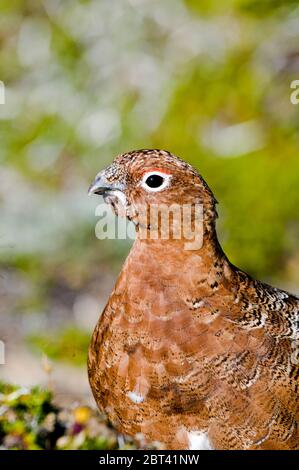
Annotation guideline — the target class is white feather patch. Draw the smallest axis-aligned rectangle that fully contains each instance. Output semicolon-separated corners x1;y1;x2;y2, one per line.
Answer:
188;431;213;450
127;391;144;404
109;189;127;206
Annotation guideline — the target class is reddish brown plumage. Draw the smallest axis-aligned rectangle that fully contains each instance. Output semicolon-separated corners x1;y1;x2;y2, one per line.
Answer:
88;149;299;450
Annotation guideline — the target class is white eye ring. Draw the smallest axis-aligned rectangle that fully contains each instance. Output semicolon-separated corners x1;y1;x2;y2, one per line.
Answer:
140;171;172;193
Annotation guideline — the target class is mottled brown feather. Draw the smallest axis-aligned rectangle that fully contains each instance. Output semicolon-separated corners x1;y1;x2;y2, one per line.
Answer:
88;150;299;450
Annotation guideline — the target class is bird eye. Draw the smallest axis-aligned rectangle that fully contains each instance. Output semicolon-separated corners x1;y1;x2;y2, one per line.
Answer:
145;174;164;188
141;171;171;192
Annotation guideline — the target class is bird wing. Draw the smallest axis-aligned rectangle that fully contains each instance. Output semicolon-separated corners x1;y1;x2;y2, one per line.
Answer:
203;273;299;449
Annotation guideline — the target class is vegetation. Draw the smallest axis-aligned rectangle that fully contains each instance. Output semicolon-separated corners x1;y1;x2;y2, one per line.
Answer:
28;328;90;366
0;382;157;450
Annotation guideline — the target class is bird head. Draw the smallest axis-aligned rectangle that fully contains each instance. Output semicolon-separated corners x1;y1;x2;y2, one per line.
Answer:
88;149;217;245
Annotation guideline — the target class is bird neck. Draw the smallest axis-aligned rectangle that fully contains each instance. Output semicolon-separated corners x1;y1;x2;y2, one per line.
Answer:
130;223;232;282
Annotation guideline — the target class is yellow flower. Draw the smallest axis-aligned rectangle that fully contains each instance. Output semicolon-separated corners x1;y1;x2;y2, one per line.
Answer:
74;406;91;424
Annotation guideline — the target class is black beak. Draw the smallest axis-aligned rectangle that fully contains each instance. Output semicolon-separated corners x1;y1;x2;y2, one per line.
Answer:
88;171;125;196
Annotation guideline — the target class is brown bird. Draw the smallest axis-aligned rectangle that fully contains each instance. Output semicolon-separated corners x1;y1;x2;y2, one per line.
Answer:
88;149;299;450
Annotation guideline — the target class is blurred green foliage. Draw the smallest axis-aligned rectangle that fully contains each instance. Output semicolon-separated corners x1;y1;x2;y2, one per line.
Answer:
28;328;90;366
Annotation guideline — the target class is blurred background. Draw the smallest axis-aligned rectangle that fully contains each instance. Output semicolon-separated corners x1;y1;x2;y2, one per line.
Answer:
1;0;299;407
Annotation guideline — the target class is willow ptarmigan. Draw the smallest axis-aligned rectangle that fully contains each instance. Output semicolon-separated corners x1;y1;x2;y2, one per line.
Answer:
87;149;299;450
